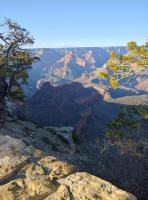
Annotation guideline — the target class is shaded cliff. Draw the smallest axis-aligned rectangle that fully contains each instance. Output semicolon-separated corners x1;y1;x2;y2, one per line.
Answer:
22;82;120;140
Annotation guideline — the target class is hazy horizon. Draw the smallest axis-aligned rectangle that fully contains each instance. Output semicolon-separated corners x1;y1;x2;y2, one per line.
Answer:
28;45;126;49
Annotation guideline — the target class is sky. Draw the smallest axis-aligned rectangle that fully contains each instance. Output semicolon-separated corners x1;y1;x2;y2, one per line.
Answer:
0;0;148;48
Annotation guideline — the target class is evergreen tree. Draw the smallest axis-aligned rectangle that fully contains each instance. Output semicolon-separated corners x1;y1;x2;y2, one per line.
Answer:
99;40;148;156
0;19;38;124
99;40;148;89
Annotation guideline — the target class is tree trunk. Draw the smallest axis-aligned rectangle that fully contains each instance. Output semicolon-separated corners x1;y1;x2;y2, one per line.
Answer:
0;77;7;127
0;97;5;127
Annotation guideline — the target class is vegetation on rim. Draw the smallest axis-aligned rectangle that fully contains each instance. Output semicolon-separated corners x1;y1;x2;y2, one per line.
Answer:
0;19;39;125
98;40;148;157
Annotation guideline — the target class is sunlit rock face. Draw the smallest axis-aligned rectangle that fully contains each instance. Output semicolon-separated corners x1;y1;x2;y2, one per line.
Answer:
25;47;127;97
25;47;147;100
136;78;148;91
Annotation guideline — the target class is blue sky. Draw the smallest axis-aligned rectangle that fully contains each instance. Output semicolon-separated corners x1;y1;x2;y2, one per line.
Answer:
0;0;147;48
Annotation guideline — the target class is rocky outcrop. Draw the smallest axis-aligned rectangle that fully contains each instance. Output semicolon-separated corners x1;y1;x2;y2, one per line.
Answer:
2;119;76;154
136;78;148;91
0;133;136;200
76;57;86;67
58;172;136;200
26;47;127;97
45;126;76;153
0;135;30;184
84;50;96;66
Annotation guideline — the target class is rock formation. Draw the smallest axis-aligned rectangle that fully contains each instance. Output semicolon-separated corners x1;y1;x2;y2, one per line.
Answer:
0;130;136;200
23;82;119;140
25;47;127;97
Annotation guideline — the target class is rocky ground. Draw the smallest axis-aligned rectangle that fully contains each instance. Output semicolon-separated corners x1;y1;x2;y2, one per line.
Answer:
0;117;136;200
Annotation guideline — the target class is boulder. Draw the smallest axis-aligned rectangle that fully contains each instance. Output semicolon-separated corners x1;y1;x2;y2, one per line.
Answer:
0;135;30;184
0;175;56;200
45;126;76;153
38;156;75;180
58;172;137;200
45;185;71;200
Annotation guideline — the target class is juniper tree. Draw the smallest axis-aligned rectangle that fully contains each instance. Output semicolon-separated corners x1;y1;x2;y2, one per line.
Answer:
0;19;38;125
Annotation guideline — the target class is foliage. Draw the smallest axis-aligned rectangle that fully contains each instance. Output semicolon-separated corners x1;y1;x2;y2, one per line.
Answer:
99;72;108;80
98;40;148;89
105;106;148;156
72;129;80;144
98;40;148;157
0;19;39;123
